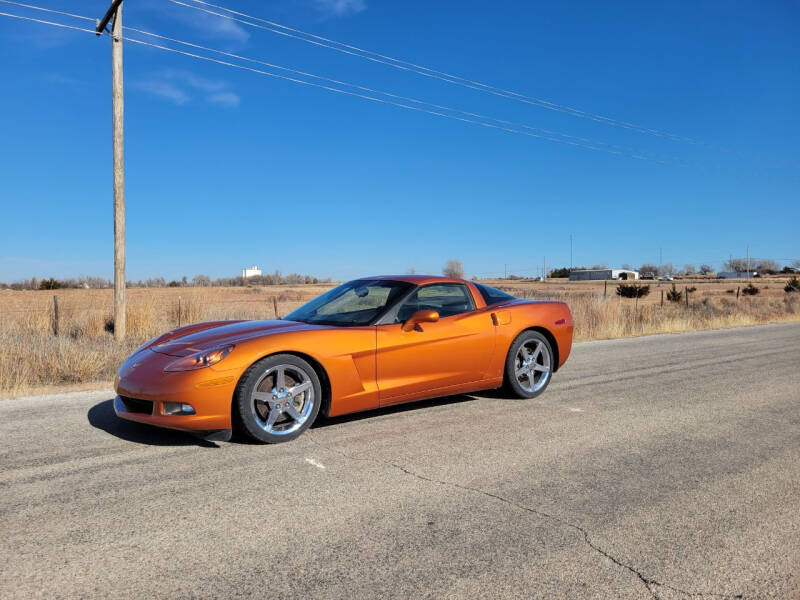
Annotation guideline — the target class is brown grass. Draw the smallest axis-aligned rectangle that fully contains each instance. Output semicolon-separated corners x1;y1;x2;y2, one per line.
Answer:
1;278;798;395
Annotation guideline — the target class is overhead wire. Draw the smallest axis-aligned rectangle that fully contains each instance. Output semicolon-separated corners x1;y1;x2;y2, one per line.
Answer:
0;9;97;34
169;0;800;168
123;34;681;163
167;0;697;143
0;4;676;162
0;4;784;168
123;25;685;164
0;0;94;22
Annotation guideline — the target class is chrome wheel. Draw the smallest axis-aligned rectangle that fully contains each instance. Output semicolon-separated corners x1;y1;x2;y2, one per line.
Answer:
250;364;315;436
514;338;551;394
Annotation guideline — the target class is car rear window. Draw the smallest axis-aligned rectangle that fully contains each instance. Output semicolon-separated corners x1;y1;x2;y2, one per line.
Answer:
475;284;515;306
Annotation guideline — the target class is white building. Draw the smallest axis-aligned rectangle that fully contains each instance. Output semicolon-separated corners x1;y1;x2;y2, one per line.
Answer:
242;265;262;279
569;269;639;281
718;271;756;279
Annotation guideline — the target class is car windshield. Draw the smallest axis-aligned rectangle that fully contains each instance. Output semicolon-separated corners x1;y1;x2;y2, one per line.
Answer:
285;279;413;326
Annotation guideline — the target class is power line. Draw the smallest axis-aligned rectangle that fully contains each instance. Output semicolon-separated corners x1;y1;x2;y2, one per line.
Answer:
124;34;683;162
167;0;699;144
0;0;94;22
0;6;676;162
124;25;684;164
169;0;800;168
0;9;97;34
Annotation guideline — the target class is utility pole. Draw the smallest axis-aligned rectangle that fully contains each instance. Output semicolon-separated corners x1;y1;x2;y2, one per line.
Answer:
96;0;126;340
746;245;750;279
570;233;573;272
504;264;507;279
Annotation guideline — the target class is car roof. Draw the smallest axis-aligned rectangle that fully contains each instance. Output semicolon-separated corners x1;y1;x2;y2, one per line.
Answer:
355;274;472;286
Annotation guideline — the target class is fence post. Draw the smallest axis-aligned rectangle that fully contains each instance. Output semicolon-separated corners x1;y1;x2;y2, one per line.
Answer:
272;296;279;319
685;286;689;307
604;280;607;298
660;289;664;307
736;286;740;300
178;296;182;327
52;295;60;336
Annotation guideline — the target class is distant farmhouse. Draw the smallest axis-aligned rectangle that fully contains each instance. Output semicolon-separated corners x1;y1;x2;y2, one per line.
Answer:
569;269;639;281
718;271;757;279
242;265;262;279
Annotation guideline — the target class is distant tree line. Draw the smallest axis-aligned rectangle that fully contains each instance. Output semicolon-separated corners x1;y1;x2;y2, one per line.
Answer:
0;270;332;290
541;259;799;279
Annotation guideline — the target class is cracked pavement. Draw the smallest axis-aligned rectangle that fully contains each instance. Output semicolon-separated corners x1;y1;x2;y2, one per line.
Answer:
1;322;799;599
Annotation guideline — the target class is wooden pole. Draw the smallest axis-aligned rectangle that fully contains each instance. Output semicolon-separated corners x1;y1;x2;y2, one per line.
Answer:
736;286;740;300
661;289;664;307
111;3;126;341
52;295;60;337
685;285;689;307
272;296;279;319
178;296;182;327
604;280;608;298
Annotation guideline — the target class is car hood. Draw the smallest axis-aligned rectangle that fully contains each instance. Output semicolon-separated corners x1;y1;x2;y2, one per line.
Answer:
150;320;326;357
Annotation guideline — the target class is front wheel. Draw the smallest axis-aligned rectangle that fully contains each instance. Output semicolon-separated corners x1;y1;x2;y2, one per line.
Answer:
504;331;553;399
234;354;321;443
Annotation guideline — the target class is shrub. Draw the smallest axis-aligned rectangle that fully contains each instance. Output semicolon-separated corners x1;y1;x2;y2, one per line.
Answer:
548;267;571;278
39;278;61;290
666;284;682;303
742;283;760;296
726;289;735;294
785;277;800;293
616;283;650;298
687;286;697;293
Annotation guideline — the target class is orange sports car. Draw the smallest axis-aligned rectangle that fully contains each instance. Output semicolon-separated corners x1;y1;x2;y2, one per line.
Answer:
114;275;573;443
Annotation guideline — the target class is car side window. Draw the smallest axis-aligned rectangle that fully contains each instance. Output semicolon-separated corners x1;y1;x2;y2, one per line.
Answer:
395;284;476;322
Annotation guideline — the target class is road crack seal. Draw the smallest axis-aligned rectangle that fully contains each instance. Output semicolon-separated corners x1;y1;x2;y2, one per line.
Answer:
306;434;743;600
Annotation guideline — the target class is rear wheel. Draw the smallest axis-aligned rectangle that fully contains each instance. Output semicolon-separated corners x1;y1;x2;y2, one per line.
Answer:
504;331;553;399
235;354;321;443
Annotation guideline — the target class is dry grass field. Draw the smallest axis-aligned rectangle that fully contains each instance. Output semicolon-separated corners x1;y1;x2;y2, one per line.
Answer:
1;277;798;395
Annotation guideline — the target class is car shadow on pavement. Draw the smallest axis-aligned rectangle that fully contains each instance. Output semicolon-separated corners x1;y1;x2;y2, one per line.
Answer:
311;393;482;429
87;389;514;447
87;399;219;448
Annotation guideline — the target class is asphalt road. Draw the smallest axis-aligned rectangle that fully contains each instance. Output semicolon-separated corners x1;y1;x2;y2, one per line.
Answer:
2;323;799;600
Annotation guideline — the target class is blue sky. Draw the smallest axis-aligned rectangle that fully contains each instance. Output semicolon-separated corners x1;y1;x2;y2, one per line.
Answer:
0;0;797;282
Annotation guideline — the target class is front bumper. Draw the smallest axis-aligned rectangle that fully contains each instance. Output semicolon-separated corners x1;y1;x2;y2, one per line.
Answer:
114;348;239;433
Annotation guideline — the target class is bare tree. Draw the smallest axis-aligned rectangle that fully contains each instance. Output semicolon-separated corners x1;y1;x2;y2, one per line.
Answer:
724;258;750;272
639;263;659;277
683;264;696;275
699;264;714;275
192;274;211;287
406;267;417;275
793;259;800;269
756;259;780;274
443;259;464;279
659;263;675;276
621;263;632;270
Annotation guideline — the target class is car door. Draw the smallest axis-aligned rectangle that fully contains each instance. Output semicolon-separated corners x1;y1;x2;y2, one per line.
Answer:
376;283;496;405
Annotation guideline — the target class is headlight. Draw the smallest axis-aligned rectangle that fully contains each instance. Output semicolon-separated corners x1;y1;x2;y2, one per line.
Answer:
164;345;235;372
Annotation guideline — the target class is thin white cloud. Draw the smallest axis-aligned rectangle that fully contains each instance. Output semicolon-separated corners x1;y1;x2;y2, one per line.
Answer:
137;0;249;45
133;69;239;108
316;0;366;17
134;79;191;105
207;91;241;108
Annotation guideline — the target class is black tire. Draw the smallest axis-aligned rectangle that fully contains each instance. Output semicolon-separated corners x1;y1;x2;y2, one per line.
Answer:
503;330;554;399
234;354;322;443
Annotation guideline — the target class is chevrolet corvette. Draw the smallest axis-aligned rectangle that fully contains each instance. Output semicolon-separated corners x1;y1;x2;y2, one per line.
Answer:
114;275;574;443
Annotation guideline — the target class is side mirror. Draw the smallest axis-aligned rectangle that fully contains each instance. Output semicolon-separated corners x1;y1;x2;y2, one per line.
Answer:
402;309;439;332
